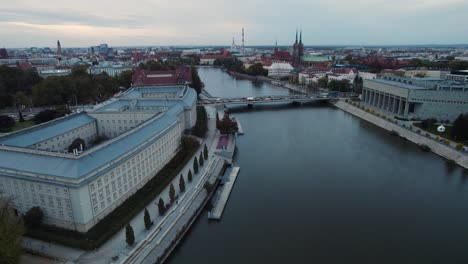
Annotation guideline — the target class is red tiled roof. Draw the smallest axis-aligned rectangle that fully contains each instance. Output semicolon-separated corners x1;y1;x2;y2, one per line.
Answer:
16;61;33;71
201;50;231;60
332;68;358;74
273;51;291;59
132;66;192;86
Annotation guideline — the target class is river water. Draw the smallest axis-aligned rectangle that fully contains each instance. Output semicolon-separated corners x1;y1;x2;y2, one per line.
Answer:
168;68;468;264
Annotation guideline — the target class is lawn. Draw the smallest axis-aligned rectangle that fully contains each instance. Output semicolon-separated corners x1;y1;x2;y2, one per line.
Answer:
413;123;464;143
11;120;35;131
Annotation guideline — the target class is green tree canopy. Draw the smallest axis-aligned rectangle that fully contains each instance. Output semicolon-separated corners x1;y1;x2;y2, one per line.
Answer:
179;175;186;193
144;208;152;230
190;66;202;94
169;183;176;203
0;199;25;264
204;144;208;160
158;198;166;216
199;152;204;166
0;115;15;132
24;206;43;228
193;157;199;174
188;170;193;182
452;114;468;141
125;224;135;246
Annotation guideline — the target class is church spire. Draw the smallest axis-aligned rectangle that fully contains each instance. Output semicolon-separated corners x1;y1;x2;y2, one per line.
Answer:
295;29;298;43
299;29;302;44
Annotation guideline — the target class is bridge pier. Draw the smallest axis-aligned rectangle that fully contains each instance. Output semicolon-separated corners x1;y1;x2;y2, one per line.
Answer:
247;104;254;109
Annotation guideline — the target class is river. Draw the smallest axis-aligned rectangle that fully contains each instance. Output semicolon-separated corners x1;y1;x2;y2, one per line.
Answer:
167;68;468;264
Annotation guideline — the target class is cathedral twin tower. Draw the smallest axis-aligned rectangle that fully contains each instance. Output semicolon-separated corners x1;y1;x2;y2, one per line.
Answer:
292;29;304;68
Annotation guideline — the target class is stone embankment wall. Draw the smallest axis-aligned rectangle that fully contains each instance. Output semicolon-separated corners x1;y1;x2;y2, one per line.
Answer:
333;100;468;169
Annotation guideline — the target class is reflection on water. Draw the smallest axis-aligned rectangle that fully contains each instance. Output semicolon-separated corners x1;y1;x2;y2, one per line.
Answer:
168;69;468;264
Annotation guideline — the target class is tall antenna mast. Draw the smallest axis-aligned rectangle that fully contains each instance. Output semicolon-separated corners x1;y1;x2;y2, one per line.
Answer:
242;28;245;54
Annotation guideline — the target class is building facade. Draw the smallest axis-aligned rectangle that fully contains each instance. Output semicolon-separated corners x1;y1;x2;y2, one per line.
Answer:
0;85;197;232
362;76;468;121
88;64;133;77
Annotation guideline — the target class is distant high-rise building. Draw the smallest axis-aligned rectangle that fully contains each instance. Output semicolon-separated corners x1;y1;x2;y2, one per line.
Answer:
99;44;109;55
57;40;62;55
0;48;7;59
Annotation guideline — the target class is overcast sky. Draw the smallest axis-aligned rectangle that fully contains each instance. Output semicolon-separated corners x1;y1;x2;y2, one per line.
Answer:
1;0;468;48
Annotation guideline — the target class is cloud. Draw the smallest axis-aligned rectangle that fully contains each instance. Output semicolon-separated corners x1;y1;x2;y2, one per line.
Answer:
0;0;467;47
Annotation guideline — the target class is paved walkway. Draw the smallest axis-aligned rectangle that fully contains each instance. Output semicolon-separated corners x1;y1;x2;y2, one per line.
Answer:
23;106;220;264
357;101;466;151
334;100;468;169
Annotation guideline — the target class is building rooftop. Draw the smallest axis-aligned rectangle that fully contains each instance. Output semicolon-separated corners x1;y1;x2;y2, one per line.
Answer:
0;113;96;148
0;86;197;186
370;79;431;90
301;56;330;62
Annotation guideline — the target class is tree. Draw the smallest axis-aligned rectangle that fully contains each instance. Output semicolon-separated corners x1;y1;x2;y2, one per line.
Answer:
192;106;208;137
188;170;193;182
452;114;468;141
216;111;239;134
245;63;267;76
144;208;152;230
34;109;57;124
190;66;202;94
157;198;166;216
0;199;25;264
68;138;86;153
23;206;43;228
169;183;176;203
18;110;24;123
179;175;186;193
0;115;15;132
193;157;199;174
116;70;134;89
204;144;208;160
318;76;328;88
199;152;204;166
15;91;31;108
125;224;135;246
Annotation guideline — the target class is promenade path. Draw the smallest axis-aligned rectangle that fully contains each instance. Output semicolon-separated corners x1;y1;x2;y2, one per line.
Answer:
22;106;220;264
334;100;468;169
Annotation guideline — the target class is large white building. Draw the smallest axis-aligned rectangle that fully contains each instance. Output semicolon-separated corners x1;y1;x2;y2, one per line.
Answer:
88;64;133;77
267;62;294;79
0;85;197;232
362;76;468;121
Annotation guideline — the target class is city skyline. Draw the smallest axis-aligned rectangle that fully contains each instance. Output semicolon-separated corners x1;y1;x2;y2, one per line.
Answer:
1;0;468;48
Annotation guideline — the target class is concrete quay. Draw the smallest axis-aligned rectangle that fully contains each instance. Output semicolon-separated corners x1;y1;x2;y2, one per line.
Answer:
333;100;468;169
123;157;225;264
208;167;240;220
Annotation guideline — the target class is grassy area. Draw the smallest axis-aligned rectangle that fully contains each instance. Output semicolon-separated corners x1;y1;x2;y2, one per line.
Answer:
25;137;200;250
414;123;455;139
11;120;35;132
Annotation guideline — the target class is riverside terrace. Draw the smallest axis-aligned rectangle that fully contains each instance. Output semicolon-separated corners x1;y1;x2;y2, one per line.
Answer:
0;85;197;232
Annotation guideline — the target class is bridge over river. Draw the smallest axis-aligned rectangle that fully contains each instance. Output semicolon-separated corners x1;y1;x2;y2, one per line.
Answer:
198;95;331;106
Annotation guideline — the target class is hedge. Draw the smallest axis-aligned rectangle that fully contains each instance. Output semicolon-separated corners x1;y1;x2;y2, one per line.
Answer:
25;137;200;250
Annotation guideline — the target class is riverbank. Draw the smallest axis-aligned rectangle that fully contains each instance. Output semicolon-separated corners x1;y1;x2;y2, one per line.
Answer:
226;70;312;95
333;100;468;169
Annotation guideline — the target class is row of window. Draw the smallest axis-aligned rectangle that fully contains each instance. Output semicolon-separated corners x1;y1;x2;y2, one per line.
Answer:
412;98;468;104
0;178;73;220
89;125;181;215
